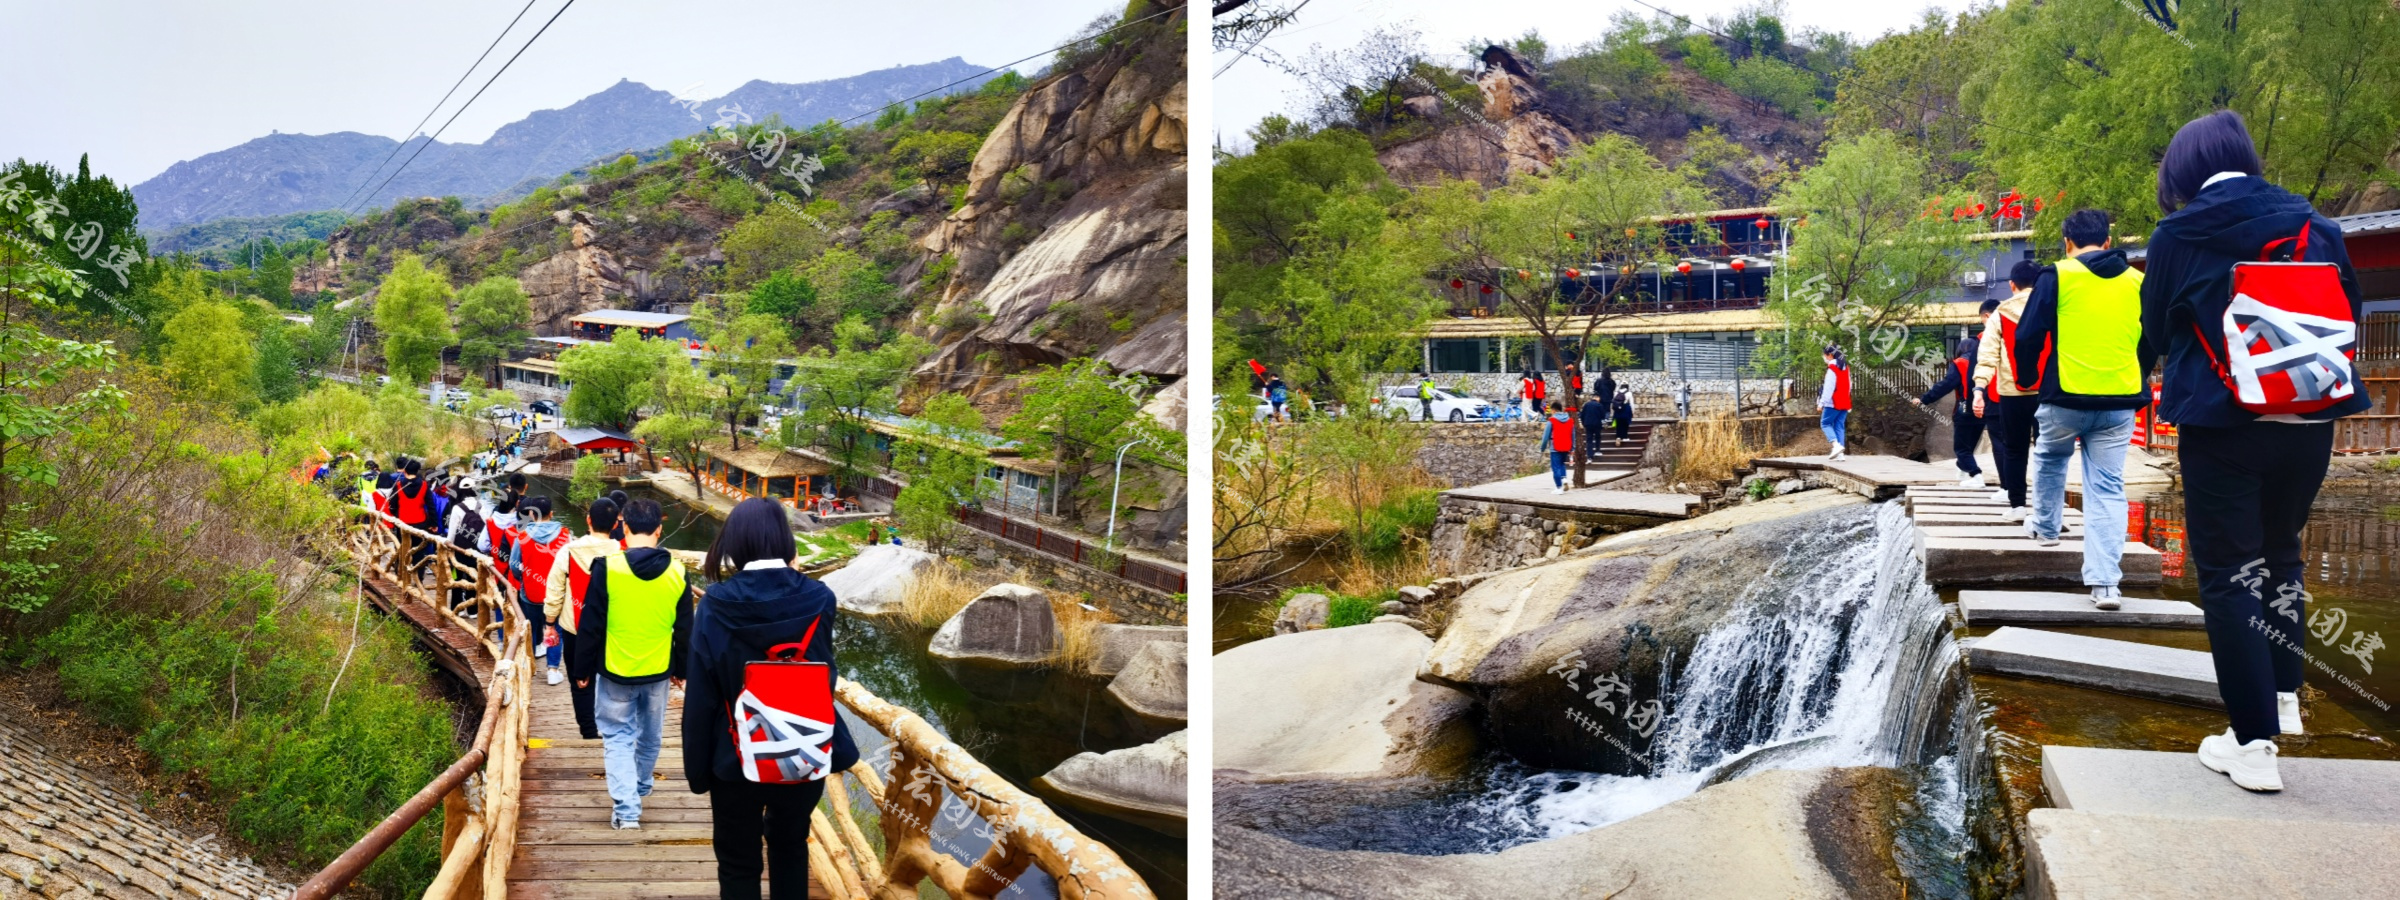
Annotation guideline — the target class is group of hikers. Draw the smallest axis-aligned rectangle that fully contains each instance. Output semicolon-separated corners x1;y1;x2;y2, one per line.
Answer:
1532;368;1637;494
1903;110;2366;793
356;461;849;897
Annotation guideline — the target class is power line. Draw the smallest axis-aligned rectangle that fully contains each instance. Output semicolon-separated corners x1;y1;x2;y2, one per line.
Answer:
829;3;1182;130
349;0;580;215
1615;0;2143;164
335;0;545;213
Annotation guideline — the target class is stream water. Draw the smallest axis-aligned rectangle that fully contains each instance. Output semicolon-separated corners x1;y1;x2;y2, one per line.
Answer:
519;476;1188;896
1220;501;1995;897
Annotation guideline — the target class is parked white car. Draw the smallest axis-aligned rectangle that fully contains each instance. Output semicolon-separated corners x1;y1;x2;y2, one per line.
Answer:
1374;385;1490;422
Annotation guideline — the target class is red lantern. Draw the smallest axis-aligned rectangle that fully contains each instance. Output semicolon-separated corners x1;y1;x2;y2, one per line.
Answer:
1754;216;1771;232
1676;261;1692;275
1518;269;1531;280
1730;259;1746;272
1565;268;1581;279
1479;284;1494;294
1450;278;1465;289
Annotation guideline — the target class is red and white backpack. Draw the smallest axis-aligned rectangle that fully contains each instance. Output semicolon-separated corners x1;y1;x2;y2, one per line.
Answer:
2197;222;2358;415
728;618;837;783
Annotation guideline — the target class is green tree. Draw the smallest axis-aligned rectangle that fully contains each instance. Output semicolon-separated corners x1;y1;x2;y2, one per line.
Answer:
251;239;294;307
3;156;152;322
254;322;303;406
556;328;679;430
745;266;818;339
162;300;258;407
1000;358;1172;514
632;365;716;503
891;393;990;553
1681;34;1734;82
686;294;797;450
371;254;456;387
720;204;830;288
1831;10;1990;181
888;131;984;189
801;248;898;334
1727;56;1820;119
453;275;531;386
1763;131;1970;379
784;318;930;486
568;453;608;504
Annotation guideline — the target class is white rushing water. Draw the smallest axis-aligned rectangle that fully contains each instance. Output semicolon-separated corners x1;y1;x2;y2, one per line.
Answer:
1513;500;1964;837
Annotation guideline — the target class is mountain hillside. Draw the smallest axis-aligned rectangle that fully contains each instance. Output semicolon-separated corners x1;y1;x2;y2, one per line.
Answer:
134;59;997;230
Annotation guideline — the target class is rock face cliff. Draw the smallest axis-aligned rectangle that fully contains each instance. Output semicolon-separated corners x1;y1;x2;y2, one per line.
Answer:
517;211;634;333
1378;45;1578;186
913;2;1189;418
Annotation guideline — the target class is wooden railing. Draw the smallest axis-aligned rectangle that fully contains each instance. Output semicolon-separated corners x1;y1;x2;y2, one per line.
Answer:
297;510;530;900
306;505;1153;899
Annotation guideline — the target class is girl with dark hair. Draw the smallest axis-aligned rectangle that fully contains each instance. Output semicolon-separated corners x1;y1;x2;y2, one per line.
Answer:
685;499;856;898
1819;345;1852;460
2142;110;2369;792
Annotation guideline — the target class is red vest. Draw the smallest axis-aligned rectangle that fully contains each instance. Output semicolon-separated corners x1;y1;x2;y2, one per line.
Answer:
567;555;593;619
1524;377;1546;400
1547;415;1575;452
1827;363;1852;411
486;520;520;588
394;479;428;526
518;528;569;606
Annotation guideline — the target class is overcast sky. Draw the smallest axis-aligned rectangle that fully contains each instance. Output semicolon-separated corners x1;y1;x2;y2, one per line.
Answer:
1214;0;1982;151
0;0;1123;184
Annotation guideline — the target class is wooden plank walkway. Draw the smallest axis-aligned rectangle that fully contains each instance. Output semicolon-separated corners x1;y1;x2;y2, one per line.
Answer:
361;572;493;695
507;668;832;898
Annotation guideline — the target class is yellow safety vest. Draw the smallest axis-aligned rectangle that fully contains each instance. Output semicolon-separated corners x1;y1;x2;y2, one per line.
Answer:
600;551;687;679
2053;258;2145;396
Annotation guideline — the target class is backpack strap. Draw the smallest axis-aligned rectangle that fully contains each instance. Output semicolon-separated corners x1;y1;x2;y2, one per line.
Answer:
2260;222;2311;262
764;616;824;662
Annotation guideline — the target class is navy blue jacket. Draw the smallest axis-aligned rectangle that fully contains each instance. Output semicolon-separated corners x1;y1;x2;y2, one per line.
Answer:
2011;249;2152;411
681;565;858;794
2140;176;2367;428
1920;338;1980;416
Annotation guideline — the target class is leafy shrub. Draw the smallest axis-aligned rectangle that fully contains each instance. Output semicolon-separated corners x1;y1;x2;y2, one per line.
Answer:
1325;592;1385;628
709;178;761;216
1681;34;1734;82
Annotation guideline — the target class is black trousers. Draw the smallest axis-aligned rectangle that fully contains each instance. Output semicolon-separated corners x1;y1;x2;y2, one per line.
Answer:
711;777;829;900
1990;395;2039;507
559;628;600;739
1581;416;1606;452
1614;414;1630;441
2179;421;2333;745
1950;407;1985;475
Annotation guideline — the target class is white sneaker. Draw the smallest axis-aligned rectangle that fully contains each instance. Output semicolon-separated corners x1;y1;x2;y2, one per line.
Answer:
1991;488;2009;502
1829;445;1847;461
546;666;564;686
1551;486;1565;495
2091;585;2121;611
2279;692;2303;735
609;817;643;830
2025;520;2060;547
2197;729;2283;791
1960;474;1985;489
2003;506;2030;522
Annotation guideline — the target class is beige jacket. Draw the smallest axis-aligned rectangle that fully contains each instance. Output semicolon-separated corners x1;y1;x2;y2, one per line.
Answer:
1972;289;2037;399
544;532;623;633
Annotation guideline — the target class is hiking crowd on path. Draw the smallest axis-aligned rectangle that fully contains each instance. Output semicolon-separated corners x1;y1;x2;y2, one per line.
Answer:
1893;110;2368;794
345;458;849;898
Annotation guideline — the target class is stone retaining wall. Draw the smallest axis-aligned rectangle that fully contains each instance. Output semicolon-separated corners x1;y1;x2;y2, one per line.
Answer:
1415;422;1549;487
1428;498;1681;574
949;527;1186;625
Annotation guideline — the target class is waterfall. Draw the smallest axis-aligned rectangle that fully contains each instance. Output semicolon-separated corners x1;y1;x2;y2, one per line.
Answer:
1512;500;1966;836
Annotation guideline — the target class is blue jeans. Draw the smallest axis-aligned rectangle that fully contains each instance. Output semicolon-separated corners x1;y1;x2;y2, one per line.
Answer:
2029;405;2134;587
1819;407;1848;450
595;677;671;822
1549;450;1569;487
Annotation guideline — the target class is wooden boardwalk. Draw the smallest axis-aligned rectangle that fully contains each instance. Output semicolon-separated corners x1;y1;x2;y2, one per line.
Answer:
507;668;832;898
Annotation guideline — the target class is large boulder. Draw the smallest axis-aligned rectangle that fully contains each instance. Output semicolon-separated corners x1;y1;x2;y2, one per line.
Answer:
1107;641;1187;724
1214;766;1908;899
928;583;1056;665
1215;622;1476;781
1093;624;1187;677
822;544;937;617
1423;492;1870;773
1036;730;1187;837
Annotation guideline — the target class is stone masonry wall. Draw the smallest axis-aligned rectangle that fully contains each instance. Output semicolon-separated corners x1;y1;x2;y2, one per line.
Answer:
949;527;1186;625
1415;422;1550;487
1428;497;1680;574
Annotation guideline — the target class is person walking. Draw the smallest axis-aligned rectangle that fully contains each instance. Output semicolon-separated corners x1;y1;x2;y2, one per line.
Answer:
683;499;856;900
2142;110;2367;791
1974;261;2045;521
357;459;382;512
1265;375;1290;423
573;499;692;830
1612;385;1634;445
512;496;570;686
2011;208;2149;612
1921;308;1996;488
1819;346;1851;460
547;496;624;738
1519;368;1548;418
1594;368;1618;422
1579;391;1610;456
1417;375;1437;421
1540;401;1574;494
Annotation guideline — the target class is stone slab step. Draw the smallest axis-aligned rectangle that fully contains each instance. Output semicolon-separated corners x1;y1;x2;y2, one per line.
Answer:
1964;626;2217;706
1913;512;2080;527
2026;809;2400;900
2042;744;2400;825
1920;535;2159;587
1923;524;2084;540
1959;590;2203;628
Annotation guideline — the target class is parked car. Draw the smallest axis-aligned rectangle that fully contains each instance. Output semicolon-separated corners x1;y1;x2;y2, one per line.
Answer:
443;388;471;404
529;400;560;417
481;404;518;421
1373;385;1490;422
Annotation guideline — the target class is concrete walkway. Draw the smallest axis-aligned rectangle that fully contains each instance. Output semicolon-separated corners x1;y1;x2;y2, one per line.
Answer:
1964;626;2219;706
1958;590;2204;628
1440;472;1699;518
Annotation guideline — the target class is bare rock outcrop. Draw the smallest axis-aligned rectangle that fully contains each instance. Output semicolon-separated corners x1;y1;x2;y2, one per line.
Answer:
1378;44;1577;186
517;209;632;334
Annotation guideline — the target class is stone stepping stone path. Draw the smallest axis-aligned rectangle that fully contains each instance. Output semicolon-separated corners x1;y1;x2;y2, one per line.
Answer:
2028;746;2400;898
1958;590;2204;628
1964;626;2219;707
0;718;292;899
